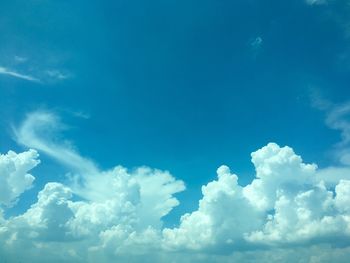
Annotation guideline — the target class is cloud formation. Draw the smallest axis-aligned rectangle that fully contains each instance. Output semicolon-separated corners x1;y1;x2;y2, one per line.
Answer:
15;111;99;178
0;149;39;206
1;112;350;262
164;143;350;252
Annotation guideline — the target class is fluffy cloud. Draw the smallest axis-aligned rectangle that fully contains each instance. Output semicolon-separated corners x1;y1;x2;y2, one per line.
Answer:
164;143;350;252
1;142;350;262
0;149;39;206
1;112;350;262
0;157;184;262
243;143;317;211
163;165;263;251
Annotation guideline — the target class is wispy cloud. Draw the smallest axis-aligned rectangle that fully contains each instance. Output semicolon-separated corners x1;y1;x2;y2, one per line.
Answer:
249;36;263;58
13;110;184;204
14;55;28;63
311;90;350;165
250;36;263;49
14;111;98;176
306;0;327;5
14;56;28;63
0;66;41;83
45;69;70;80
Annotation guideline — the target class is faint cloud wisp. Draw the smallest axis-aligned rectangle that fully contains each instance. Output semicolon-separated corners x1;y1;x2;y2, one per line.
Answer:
0;66;40;83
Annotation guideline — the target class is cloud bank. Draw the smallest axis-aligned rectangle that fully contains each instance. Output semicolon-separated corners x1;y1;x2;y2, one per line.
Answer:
1;111;350;262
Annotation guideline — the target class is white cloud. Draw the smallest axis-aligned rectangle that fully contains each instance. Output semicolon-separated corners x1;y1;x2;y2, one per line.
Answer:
0;149;39;206
1;111;350;262
1;142;350;262
0;66;40;82
164;143;350;252
14;111;99;178
163;165;263;251
246;181;347;245
243;143;317;211
315;166;350;186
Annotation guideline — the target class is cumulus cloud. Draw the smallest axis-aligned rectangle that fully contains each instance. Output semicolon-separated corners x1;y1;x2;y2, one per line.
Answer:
164;143;350;253
1;110;185;262
1;142;350;262
163;165;263;251
0;149;39;206
1;111;350;262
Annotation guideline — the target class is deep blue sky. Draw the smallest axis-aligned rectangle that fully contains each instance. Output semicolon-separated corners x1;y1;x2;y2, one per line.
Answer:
1;0;350;223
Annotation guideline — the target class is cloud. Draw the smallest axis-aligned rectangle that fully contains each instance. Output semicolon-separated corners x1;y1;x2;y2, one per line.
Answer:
14;56;28;63
0;55;71;84
324;102;350;146
14;111;99;178
164;143;350;252
310;89;350;164
316;166;350;186
0;153;184;262
0;66;40;82
14;111;185;204
163;165;263;251
249;36;263;58
250;36;263;50
45;70;70;80
311;97;350;165
1;111;350;262
0;149;39;206
1;142;349;262
306;0;327;5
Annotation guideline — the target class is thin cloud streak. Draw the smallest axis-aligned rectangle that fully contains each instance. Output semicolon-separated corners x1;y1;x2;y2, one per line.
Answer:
0;66;41;83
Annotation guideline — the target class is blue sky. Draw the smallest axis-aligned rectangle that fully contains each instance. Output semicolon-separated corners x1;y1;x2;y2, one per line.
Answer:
1;0;350;262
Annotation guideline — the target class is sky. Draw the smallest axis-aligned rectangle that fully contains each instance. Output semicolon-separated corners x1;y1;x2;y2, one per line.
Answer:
1;0;350;262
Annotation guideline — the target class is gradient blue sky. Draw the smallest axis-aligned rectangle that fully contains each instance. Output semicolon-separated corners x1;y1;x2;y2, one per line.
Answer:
1;1;350;262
